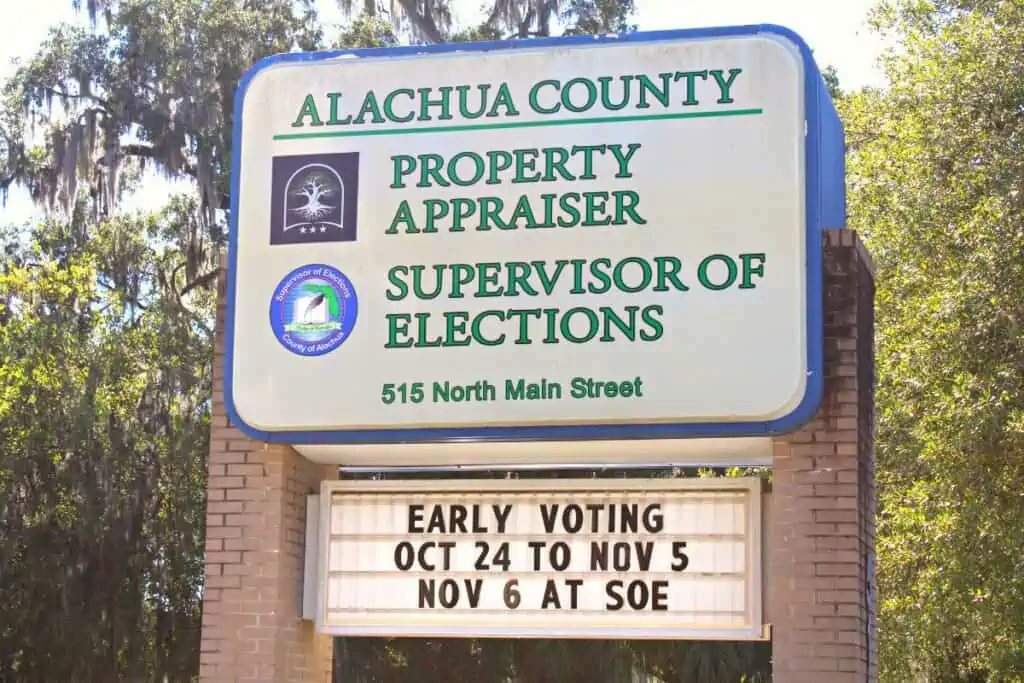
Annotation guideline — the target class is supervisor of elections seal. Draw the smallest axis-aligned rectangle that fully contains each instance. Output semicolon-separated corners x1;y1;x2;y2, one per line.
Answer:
269;264;358;357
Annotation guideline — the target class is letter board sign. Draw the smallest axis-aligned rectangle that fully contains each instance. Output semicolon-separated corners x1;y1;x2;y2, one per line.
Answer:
315;478;764;639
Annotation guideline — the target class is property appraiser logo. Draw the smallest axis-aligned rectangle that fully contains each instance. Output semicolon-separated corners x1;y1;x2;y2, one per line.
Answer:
269;264;358;356
270;153;359;245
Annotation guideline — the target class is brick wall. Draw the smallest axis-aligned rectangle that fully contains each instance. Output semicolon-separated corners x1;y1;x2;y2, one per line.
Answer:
200;264;335;683
769;229;877;682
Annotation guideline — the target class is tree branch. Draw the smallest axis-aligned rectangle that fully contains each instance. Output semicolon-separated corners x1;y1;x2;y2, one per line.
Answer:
33;85;112;112
517;8;534;38
178;269;218;299
537;0;556;37
484;2;503;28
118;144;197;177
98;279;148;310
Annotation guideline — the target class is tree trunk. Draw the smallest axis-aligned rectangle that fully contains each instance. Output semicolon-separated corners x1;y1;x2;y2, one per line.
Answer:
395;0;445;43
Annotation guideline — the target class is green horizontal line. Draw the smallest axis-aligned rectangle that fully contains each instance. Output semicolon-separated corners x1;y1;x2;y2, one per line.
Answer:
272;108;764;141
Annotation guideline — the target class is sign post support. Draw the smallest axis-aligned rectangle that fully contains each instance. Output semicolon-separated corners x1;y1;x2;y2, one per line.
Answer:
199;23;876;683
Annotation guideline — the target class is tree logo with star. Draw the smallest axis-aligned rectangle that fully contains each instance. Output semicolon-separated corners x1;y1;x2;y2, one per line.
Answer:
284;164;343;235
270;153;360;245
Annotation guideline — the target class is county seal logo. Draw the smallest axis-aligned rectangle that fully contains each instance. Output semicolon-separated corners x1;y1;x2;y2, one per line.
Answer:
269;264;358;357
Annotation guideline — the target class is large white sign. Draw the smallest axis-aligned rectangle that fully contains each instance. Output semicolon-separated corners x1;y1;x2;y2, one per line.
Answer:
226;25;844;447
315;478;764;639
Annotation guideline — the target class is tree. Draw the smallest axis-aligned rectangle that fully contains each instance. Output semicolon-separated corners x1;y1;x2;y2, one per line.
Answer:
0;2;322;680
821;64;842;100
292;173;336;222
335;0;637;43
0;201;212;682
841;1;1024;679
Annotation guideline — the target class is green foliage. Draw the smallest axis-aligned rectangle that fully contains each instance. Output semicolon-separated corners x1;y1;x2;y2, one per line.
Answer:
0;199;212;681
842;1;1024;680
821;64;842;100
1;0;321;226
560;0;637;36
333;0;637;44
334;13;401;48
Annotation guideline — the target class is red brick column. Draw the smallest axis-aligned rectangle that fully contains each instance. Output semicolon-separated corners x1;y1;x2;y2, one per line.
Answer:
769;229;877;682
199;264;335;683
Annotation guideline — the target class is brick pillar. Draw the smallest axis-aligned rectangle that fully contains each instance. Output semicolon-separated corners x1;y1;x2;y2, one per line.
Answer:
770;229;877;682
200;263;335;683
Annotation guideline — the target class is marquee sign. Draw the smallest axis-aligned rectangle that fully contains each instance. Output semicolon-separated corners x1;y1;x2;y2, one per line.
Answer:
314;478;764;639
225;24;845;446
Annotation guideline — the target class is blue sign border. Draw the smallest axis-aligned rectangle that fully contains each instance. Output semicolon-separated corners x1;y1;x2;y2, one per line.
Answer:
225;23;845;445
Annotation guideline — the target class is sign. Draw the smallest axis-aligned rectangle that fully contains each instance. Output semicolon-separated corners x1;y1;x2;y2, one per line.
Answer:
226;24;845;446
315;478;764;639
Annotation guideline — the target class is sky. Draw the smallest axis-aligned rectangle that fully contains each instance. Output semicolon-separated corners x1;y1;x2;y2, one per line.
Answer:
0;0;889;226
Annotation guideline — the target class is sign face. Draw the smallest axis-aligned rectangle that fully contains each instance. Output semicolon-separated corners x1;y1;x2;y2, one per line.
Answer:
226;25;844;446
315;478;763;639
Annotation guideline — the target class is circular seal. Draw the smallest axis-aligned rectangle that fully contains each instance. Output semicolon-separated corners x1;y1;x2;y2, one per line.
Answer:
269;264;358;357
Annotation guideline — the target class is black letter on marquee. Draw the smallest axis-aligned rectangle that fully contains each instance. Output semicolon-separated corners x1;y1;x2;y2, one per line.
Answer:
528;541;546;570
395;542;414;571
551;542;571;571
652;581;669;611
539;505;559;533
562;504;583;533
419;579;435;607
450;505;468;533
541;580;561;609
671;542;689;571
605;580;624;611
567;579;583;609
408;505;425;532
439;579;459;608
465;579;483;608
